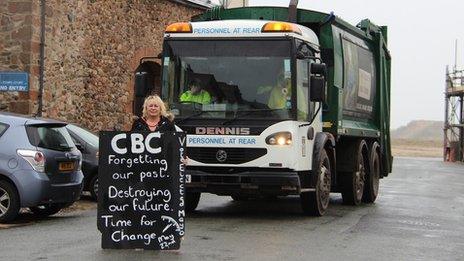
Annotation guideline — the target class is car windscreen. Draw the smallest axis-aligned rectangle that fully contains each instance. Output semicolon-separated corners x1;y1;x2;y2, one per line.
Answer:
66;124;99;148
26;124;75;151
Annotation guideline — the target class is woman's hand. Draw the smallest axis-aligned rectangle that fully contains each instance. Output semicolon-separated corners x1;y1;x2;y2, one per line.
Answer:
181;156;190;165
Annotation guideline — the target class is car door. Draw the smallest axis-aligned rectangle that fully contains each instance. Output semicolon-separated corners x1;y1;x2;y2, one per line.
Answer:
0;122;11;178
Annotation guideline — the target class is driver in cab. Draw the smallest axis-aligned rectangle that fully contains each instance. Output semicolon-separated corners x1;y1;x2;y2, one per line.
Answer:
257;70;292;109
180;79;212;105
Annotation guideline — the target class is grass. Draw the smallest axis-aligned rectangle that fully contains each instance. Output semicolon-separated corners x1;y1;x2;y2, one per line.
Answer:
391;139;442;158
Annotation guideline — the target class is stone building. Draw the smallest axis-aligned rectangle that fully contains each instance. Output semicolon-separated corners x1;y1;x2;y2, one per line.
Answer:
0;0;211;131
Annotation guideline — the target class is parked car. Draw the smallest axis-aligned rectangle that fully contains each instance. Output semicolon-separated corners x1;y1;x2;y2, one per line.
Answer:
0;112;83;223
66;124;99;200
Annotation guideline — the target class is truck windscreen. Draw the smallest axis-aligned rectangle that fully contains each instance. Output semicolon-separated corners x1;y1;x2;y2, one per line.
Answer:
162;40;294;121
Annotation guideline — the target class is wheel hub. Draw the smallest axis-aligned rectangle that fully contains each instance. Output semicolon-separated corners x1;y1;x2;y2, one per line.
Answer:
93;179;99;195
355;162;365;199
319;165;331;207
0;188;11;217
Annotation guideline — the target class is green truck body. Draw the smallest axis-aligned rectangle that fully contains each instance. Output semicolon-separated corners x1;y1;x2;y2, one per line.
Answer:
161;5;392;215
193;6;392;175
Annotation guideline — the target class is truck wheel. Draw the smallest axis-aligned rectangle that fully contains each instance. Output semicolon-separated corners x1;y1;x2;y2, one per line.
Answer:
185;192;200;213
301;149;331;216
341;140;367;206
89;175;98;201
0;180;20;223
363;143;380;203
30;203;66;217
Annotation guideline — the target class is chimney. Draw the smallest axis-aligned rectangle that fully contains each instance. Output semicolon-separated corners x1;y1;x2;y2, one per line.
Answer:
288;0;298;23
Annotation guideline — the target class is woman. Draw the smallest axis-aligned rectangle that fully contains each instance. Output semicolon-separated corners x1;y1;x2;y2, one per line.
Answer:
131;95;175;132
132;95;189;164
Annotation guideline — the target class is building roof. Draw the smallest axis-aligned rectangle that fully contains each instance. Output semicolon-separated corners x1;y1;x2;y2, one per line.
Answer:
169;0;217;10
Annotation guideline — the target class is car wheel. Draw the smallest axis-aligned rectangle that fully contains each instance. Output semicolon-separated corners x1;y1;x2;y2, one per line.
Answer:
89;175;98;201
30;203;66;217
185;192;200;213
0;180;20;223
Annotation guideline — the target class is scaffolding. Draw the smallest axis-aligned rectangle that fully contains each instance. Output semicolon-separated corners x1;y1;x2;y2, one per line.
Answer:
444;67;464;161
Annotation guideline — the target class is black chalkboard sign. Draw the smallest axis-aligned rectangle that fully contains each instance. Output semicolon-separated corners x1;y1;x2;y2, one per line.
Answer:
97;131;186;250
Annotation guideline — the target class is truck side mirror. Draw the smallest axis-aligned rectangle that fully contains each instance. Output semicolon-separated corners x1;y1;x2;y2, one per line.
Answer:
310;63;327;103
311;63;327;77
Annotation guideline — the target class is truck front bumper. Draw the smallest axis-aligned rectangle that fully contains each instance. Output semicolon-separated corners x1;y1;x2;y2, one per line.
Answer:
185;168;303;196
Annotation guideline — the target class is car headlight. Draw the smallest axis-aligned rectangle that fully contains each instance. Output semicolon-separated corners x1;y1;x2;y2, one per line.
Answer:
266;132;292;145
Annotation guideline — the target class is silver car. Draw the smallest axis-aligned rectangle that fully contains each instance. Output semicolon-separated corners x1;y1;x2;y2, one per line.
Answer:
0;112;84;223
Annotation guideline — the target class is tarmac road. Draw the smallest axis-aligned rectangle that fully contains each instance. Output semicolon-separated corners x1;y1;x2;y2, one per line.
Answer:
1;157;463;261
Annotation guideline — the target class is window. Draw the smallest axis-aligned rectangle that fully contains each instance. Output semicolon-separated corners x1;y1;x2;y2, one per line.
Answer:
342;38;376;119
26;125;75;151
66;124;99;147
162;40;295;121
296;59;309;121
295;40;317;122
0;123;8;138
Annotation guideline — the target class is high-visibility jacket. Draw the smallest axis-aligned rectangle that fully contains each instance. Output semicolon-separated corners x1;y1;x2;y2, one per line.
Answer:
264;82;308;120
267;80;293;109
180;90;212;104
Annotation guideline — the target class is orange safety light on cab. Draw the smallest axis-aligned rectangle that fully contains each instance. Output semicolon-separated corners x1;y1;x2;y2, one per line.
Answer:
165;22;192;33
261;22;301;35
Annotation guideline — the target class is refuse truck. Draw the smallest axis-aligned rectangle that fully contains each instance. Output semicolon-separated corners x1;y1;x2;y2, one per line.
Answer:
160;2;392;216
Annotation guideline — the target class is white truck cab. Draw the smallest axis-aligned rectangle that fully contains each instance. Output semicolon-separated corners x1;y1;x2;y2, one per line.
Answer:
161;19;332;216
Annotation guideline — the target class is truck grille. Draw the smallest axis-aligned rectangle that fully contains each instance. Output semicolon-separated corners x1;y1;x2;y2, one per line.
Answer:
187;147;267;164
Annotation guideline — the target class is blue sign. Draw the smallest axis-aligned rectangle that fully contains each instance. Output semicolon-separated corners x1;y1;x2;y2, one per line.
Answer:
0;72;29;92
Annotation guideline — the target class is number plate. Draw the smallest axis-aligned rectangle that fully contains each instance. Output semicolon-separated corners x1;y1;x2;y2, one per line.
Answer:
185;174;191;183
59;162;75;171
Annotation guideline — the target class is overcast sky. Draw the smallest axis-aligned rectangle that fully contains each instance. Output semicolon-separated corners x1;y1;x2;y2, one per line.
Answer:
211;0;464;128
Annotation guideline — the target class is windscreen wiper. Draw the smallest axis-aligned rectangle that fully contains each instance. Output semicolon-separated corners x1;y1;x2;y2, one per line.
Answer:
175;110;227;124
175;110;206;125
222;109;282;125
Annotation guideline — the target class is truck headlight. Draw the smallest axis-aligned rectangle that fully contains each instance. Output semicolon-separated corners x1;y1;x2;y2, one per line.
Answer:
266;132;292;145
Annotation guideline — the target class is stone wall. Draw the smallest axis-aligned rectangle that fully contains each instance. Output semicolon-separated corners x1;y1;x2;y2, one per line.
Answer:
43;0;201;131
1;0;201;131
0;0;37;114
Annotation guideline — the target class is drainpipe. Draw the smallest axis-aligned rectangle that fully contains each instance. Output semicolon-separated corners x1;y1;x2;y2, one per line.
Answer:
288;0;298;23
37;0;45;116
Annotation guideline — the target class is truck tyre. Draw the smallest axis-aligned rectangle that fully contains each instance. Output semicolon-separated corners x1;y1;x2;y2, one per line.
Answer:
89;175;99;201
30;203;66;217
363;142;380;203
301;149;331;216
185;192;201;213
341;140;367;206
0;180;20;223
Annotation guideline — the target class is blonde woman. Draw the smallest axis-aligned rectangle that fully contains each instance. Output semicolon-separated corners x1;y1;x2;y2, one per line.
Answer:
131;95;175;132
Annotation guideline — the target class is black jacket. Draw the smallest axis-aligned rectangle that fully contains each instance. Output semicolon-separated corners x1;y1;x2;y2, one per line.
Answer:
131;116;176;132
